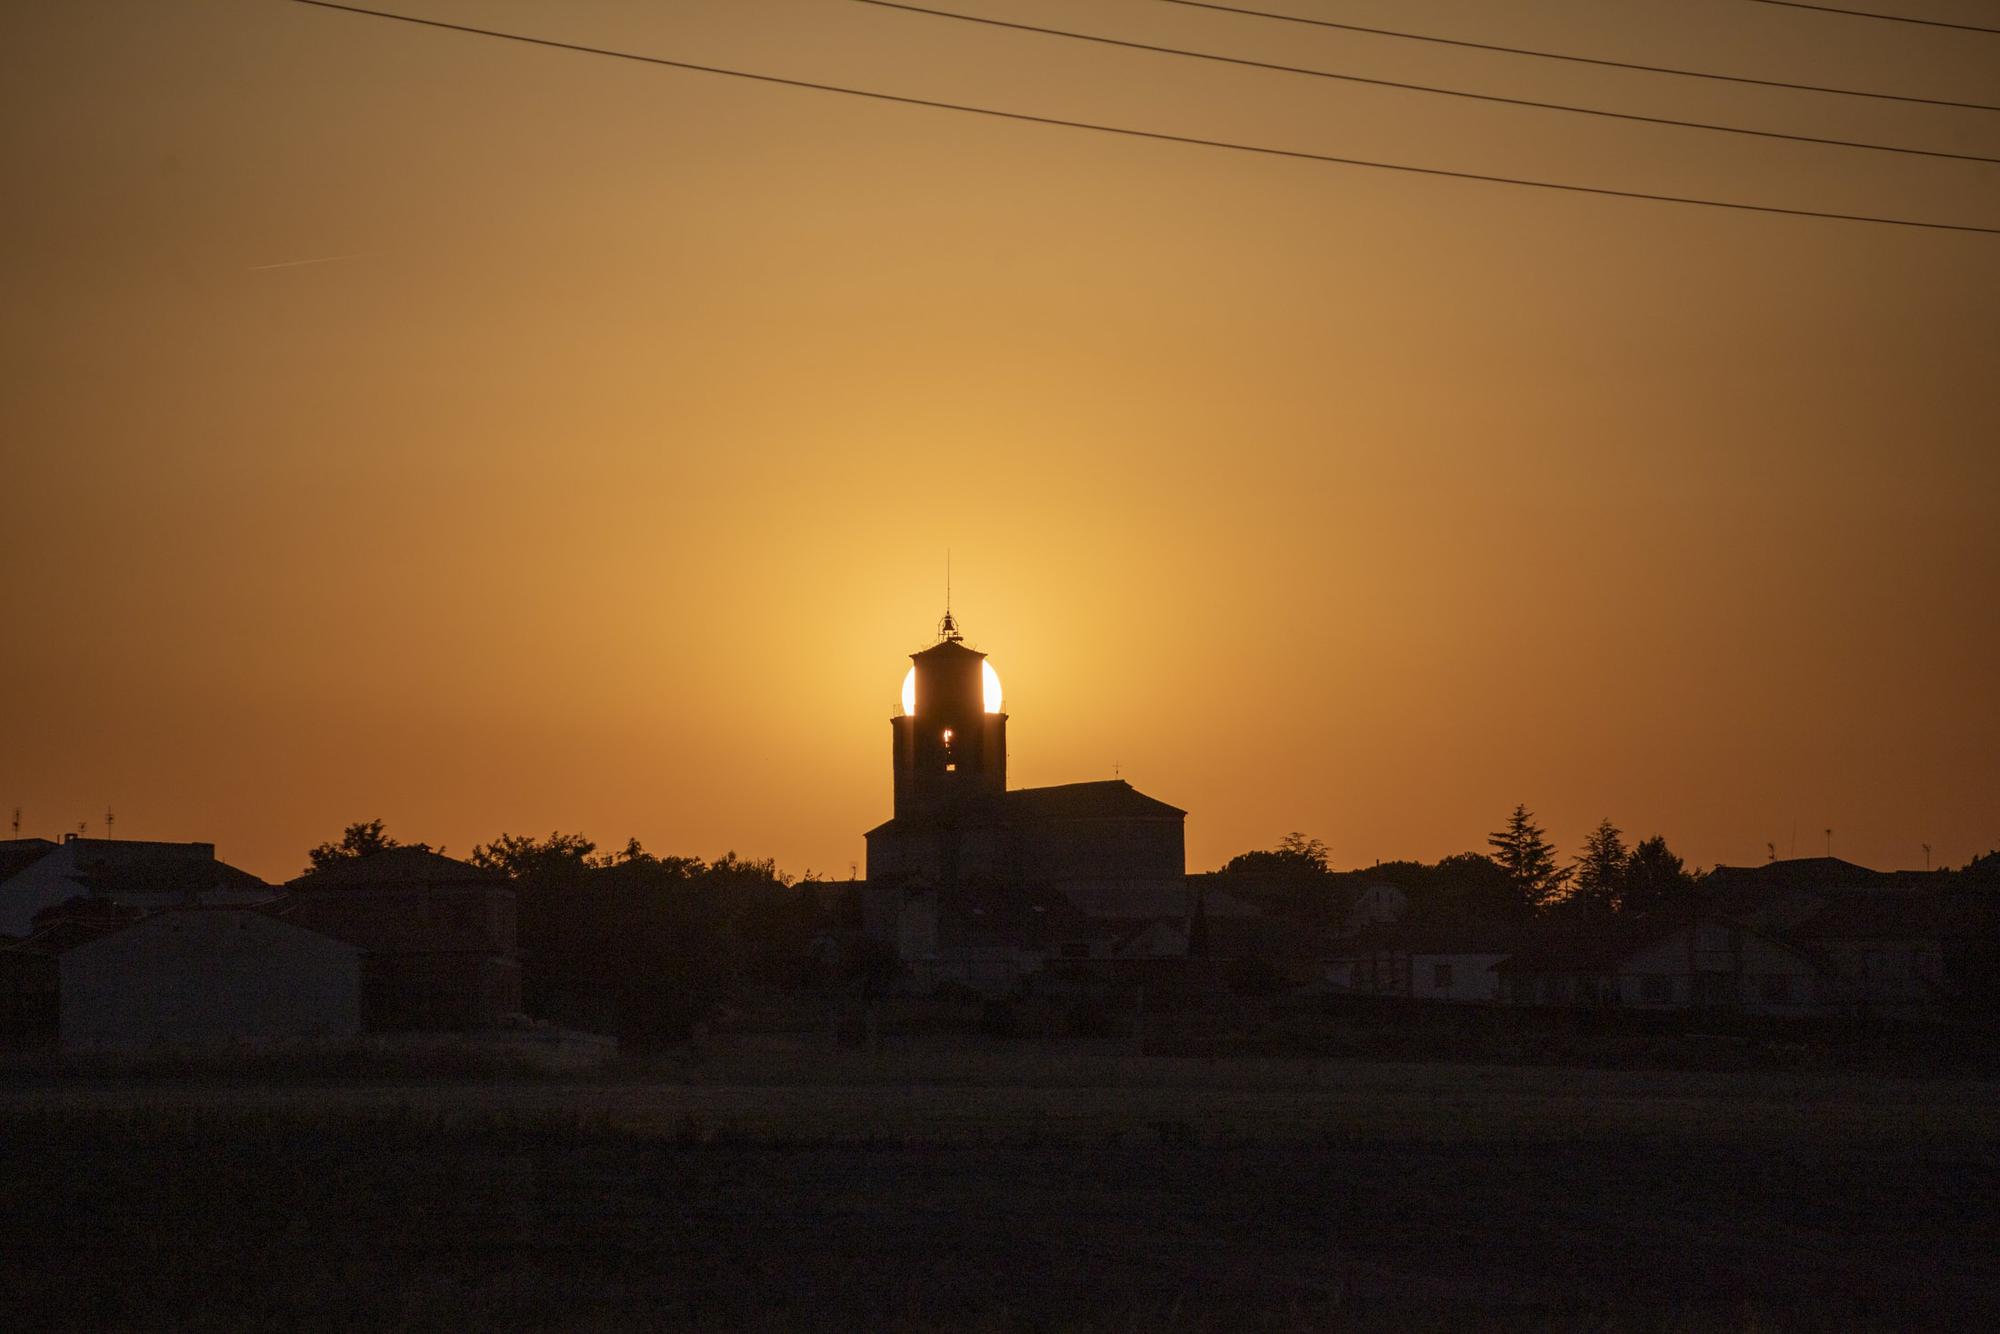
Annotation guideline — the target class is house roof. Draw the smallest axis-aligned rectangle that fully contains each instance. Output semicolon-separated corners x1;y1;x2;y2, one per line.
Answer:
1704;857;1889;896
75;858;272;900
0;839;56;885
285;846;500;891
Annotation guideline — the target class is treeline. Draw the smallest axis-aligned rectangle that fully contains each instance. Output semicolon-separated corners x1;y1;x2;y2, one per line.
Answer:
1214;808;1698;931
1218;806;1997;936
306;821;862;1042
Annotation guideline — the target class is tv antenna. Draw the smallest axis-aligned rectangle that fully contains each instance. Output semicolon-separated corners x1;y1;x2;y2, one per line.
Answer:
1766;841;1775;862
105;807;115;839
1824;827;1833;856
1922;842;1932;871
9;807;18;839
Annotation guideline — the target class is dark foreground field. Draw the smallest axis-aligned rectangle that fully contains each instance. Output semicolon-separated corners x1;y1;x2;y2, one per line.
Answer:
2;1044;1996;1330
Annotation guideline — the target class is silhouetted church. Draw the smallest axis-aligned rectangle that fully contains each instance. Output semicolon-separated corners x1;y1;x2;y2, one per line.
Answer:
861;612;1209;986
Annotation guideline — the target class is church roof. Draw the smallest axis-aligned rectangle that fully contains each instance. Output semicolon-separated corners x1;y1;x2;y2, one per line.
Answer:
1002;781;1185;821
910;638;985;662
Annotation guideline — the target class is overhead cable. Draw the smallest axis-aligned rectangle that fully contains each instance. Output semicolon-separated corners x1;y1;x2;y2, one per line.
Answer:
1150;0;2000;113
1746;0;2000;34
283;1;2000;236
851;0;2000;165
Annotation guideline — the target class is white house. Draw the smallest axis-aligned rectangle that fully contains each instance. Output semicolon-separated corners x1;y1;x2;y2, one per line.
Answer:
1325;927;1517;1003
59;907;361;1049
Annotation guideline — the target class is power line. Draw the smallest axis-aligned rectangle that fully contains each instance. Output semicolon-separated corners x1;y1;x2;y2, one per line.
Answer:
1746;0;2000;34
852;0;2000;165
283;1;2000;236
1150;0;2000;113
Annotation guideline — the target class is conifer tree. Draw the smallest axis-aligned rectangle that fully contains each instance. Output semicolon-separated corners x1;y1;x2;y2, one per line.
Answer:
1570;818;1627;915
1622;835;1694;916
1487;803;1568;913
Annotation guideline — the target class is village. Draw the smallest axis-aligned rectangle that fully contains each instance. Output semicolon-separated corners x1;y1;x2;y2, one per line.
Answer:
5;615;1994;1059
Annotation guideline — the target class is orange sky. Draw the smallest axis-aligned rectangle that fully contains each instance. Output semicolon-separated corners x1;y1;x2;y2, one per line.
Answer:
3;0;1996;882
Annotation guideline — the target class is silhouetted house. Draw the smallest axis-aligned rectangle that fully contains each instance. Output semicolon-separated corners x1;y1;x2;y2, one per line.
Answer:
860;613;1257;988
0;835;274;937
280;847;521;1030
1786;887;2000;1020
1494;918;1826;1015
57;907;361;1050
0;904;140;1050
1698;857;1999;1020
1325;926;1520;1003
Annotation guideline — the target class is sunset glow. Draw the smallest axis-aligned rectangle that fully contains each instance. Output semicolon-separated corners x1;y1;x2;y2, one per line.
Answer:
900;662;1004;716
2;2;1993;882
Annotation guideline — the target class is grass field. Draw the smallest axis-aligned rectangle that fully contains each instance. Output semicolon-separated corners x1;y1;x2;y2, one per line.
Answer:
3;1038;1996;1330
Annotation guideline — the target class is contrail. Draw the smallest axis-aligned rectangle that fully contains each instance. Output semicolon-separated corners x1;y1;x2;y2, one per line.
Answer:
246;253;363;272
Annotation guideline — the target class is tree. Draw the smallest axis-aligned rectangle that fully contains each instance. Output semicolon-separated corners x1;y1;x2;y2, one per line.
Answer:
468;830;599;880
305;818;427;873
1621;835;1694;916
1566;818;1627;916
1487;804;1569;913
1222;831;1330;877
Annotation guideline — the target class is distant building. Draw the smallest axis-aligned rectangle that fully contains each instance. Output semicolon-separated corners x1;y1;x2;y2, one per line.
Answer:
1494;918;1827;1015
0;836;274;938
1697;856;2000;1019
57;907;361;1050
279;846;521;1030
1344;883;1408;934
1325;926;1518;1004
861;612;1256;989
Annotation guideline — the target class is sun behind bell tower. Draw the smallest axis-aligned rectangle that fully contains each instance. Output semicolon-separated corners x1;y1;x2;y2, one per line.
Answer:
890;609;1007;819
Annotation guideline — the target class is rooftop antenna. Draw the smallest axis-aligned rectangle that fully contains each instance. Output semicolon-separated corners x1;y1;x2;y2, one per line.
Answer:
77;821;87;838
10;807;18;839
105;807;114;839
1923;842;1932;871
1824;827;1833;857
1766;841;1776;862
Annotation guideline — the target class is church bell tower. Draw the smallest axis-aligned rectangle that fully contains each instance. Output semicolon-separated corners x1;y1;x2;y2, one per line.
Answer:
891;610;1007;819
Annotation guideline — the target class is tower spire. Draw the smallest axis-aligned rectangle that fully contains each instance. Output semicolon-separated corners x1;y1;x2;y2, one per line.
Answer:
938;550;961;641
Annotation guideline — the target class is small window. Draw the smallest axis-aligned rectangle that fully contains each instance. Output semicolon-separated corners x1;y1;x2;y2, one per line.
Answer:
1432;962;1453;990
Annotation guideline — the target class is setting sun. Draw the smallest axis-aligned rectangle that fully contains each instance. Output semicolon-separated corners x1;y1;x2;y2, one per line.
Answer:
899;662;1004;716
